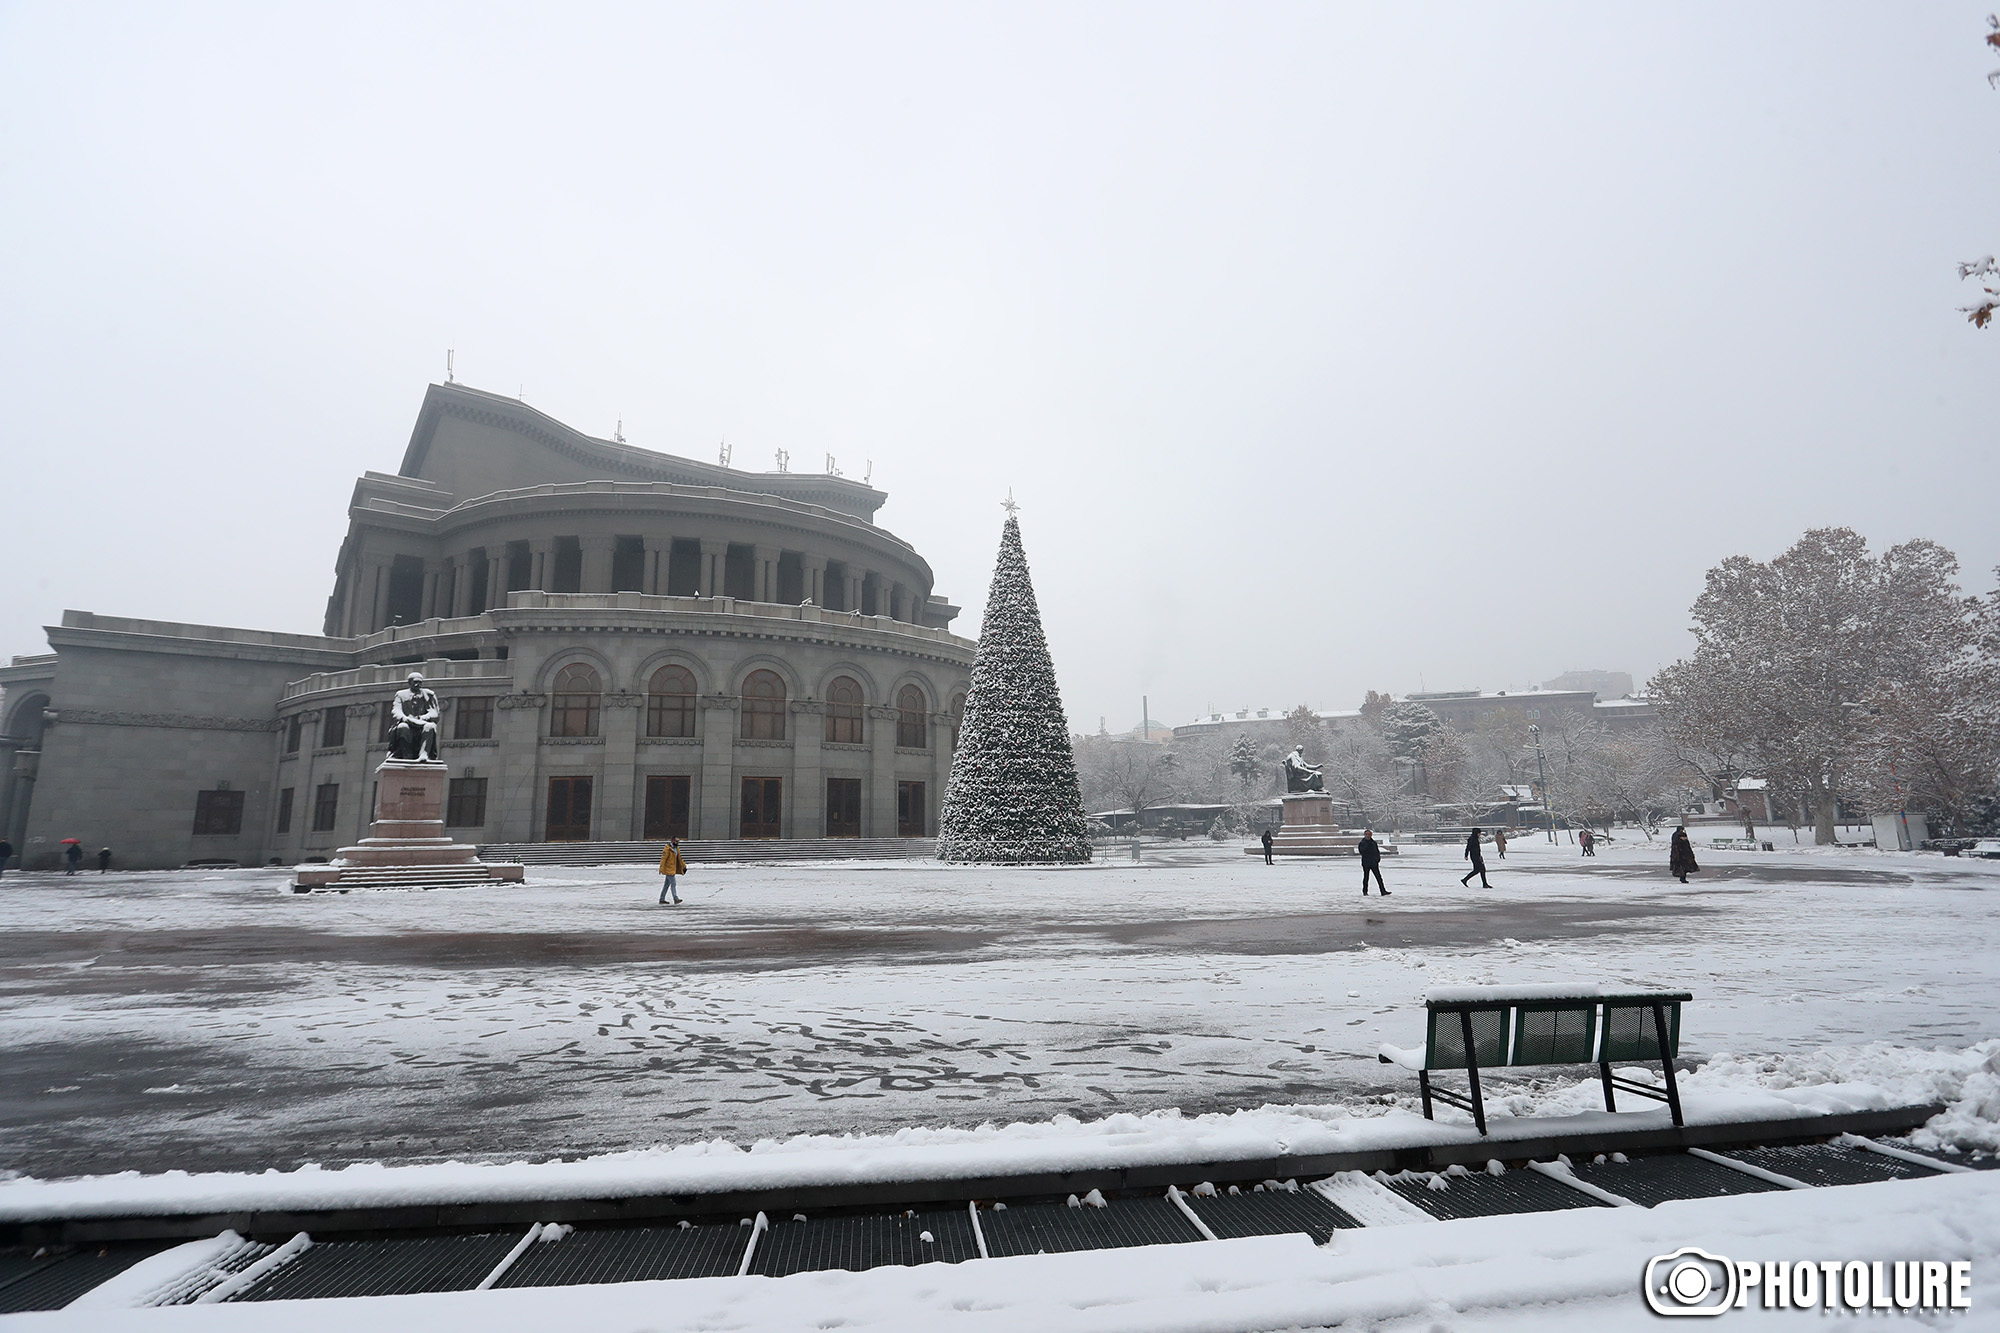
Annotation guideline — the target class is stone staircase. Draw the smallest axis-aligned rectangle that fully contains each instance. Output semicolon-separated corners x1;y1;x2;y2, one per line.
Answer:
291;864;525;893
474;837;938;866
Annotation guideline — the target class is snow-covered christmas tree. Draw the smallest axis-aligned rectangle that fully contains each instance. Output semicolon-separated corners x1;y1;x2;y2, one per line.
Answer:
936;510;1092;864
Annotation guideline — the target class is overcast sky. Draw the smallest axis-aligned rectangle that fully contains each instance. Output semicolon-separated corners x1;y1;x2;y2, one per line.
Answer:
3;3;1997;731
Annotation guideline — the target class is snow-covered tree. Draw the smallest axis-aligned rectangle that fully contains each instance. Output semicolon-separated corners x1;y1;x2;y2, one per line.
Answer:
937;515;1091;863
1961;17;2000;328
1651;528;1981;843
1226;734;1265;795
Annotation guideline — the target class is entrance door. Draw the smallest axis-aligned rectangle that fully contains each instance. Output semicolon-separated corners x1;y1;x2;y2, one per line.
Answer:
825;777;861;837
644;775;691;840
546;776;593;841
897;781;925;837
740;777;782;839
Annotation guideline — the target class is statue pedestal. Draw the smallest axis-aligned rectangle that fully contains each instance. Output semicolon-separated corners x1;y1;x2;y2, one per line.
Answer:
1244;791;1400;858
294;759;525;891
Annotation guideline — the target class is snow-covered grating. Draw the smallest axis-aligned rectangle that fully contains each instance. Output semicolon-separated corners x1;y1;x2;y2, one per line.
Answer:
147;1234;278;1305
1179;1184;1362;1241
0;1244;165;1313
233;1233;524;1301
494;1222;746;1287
1873;1140;2000;1171
1718;1142;1950;1187
1376;1164;1609;1221
748;1210;982;1276
1566;1152;1785;1207
975;1196;1204;1257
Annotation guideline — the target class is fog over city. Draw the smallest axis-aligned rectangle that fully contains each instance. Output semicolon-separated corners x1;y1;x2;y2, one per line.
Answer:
3;3;1997;728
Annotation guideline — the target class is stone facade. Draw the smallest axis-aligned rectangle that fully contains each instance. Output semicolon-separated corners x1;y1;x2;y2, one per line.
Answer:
0;384;975;870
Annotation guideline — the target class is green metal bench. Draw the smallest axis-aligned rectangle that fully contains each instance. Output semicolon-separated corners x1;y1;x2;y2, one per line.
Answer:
1378;985;1691;1135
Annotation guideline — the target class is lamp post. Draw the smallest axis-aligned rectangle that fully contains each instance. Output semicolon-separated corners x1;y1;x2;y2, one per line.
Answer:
1529;724;1555;843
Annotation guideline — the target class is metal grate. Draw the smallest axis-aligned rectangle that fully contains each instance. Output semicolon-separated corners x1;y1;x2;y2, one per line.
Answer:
1569;1153;1781;1207
150;1237;278;1305
1513;1004;1595;1064
1183;1189;1362;1241
1881;1142;2000;1171
1722;1144;1945;1188
750;1210;981;1277
498;1223;747;1287
0;1245;165;1313
1427;1008;1508;1069
1380;1169;1608;1221
237;1233;523;1301
1601;1003;1678;1061
977;1197;1204;1257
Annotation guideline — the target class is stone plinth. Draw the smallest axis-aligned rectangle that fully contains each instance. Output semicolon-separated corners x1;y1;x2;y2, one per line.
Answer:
1244;792;1401;858
294;758;525;891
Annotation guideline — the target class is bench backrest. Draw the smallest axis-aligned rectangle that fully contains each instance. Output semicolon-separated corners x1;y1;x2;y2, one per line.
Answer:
1423;992;1686;1069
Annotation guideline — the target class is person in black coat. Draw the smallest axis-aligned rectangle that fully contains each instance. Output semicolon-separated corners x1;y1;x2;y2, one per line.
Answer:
96;847;112;873
0;838;11;878
1260;827;1274;865
1460;827;1491;888
1358;829;1389;896
1670;825;1699;883
63;842;82;875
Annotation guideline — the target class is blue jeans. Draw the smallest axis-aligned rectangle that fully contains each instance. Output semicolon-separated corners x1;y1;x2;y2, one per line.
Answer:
658;875;679;903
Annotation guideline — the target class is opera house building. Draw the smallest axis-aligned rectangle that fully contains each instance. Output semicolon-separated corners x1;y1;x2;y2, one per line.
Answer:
0;384;976;869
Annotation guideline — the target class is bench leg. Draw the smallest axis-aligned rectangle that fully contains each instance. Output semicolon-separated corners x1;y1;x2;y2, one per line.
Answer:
1419;1068;1434;1120
1651;1002;1683;1127
1459;1009;1488;1136
1599;1059;1616;1113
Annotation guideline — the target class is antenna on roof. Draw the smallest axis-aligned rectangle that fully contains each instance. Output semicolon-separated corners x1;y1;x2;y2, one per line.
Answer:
614;419;625;443
718;440;732;467
825;453;841;477
445;349;454;384
864;459;873;484
775;448;790;472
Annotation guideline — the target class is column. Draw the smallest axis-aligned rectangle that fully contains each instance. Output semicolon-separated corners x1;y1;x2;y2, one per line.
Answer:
600;691;641;838
792;701;823;839
339;562;360;636
643;538;671;595
485;547;508;611
494;694;545;841
529;539;554;592
699;539;728;598
752;545;780;603
451;559;472;619
843;569;866;614
800;554;828;606
365;558;391;634
580;535;617;593
931;713;954;840
697;696;737;838
420;561;442;620
866;706;899;837
892;584;913;622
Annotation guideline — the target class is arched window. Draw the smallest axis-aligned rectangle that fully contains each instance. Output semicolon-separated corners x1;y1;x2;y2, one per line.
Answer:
550;662;602;737
896;685;928;749
646;664;696;738
741;669;787;740
949;692;967;751
825;676;864;744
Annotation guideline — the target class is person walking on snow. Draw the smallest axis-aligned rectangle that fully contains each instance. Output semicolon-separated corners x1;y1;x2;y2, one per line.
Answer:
658;837;688;904
63;842;82;875
1580;828;1596;857
1493;827;1508;859
96;848;111;873
1260;827;1274;865
1460;827;1491;888
1670;824;1699;884
1359;829;1389;896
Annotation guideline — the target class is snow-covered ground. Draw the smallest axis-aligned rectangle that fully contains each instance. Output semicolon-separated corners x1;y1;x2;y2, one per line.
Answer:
2;834;1997;1180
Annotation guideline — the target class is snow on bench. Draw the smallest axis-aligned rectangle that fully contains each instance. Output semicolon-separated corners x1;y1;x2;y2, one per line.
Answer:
1379;985;1693;1136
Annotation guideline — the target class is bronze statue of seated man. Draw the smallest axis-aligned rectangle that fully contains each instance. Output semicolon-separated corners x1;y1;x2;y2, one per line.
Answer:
388;672;442;762
1283;744;1326;793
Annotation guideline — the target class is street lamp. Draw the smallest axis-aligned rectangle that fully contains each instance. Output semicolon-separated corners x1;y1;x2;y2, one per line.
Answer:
1529;724;1555;843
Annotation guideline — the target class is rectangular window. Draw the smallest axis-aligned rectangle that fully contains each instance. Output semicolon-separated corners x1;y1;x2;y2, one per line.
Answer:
322;706;346;748
446;777;488;828
285;716;302;754
455;695;494;740
897;781;925;838
826;777;862;837
275;787;295;834
644;775;691;840
312;782;340;832
192;789;246;837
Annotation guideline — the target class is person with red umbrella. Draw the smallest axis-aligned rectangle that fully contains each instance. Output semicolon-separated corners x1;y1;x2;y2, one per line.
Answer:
61;838;82;875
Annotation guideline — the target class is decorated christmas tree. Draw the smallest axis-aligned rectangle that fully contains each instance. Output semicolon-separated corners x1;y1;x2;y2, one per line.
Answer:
936;510;1092;864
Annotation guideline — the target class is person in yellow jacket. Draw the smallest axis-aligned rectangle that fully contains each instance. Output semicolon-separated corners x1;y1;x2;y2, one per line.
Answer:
658;838;688;905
